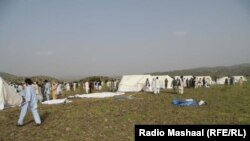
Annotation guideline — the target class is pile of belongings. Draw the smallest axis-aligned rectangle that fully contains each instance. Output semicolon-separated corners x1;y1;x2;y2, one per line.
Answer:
172;99;207;107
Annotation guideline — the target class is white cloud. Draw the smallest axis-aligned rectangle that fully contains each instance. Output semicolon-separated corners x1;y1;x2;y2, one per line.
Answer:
173;31;187;37
36;50;53;56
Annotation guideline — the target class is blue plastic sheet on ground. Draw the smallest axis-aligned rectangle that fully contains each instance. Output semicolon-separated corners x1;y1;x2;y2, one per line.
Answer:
172;99;206;107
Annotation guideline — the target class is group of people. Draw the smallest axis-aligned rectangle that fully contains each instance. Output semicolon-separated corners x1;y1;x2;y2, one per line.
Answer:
43;80;63;101
144;77;164;95
84;81;103;93
172;77;184;94
82;80;119;94
143;76;185;95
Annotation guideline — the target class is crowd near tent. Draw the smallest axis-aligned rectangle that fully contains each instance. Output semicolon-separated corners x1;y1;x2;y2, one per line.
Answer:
174;75;193;81
118;75;153;92
153;75;173;89
0;77;22;110
195;76;213;85
174;75;194;87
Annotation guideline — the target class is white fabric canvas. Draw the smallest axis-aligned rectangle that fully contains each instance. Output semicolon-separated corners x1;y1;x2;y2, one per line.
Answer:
216;76;229;85
42;98;72;105
69;92;125;98
118;75;153;92
0;77;22;110
232;76;247;83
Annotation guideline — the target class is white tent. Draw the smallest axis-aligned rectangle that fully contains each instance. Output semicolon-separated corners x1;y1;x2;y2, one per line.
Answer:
216;76;229;85
118;75;153;92
232;76;247;83
153;75;173;89
0;77;22;110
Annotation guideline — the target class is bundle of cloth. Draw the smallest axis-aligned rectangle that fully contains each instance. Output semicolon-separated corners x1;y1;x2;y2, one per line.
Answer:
68;92;125;99
42;98;72;105
172;99;207;107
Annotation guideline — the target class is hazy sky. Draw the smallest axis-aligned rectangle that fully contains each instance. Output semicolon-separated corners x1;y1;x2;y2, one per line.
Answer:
0;0;250;78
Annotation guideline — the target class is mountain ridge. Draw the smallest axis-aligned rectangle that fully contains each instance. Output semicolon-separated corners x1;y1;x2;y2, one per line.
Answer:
1;63;249;82
151;63;250;78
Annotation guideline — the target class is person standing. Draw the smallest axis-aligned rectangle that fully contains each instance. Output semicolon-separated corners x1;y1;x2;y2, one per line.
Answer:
56;82;62;97
51;82;57;100
73;83;77;91
44;80;51;101
144;78;151;92
89;81;93;93
85;81;89;94
178;77;184;94
151;78;156;94
17;78;41;126
171;78;177;93
155;77;160;94
110;80;115;92
33;81;43;103
66;83;70;91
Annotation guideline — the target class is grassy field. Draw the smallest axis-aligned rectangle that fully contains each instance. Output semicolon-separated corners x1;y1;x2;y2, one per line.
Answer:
1;81;250;141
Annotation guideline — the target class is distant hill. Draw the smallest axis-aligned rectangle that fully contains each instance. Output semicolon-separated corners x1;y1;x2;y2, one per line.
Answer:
78;76;114;82
31;75;59;83
151;63;250;79
0;72;115;83
0;72;58;83
1;63;250;82
0;72;24;82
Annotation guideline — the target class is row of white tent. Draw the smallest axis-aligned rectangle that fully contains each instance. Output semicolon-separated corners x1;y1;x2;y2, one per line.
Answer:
118;75;248;92
0;75;248;110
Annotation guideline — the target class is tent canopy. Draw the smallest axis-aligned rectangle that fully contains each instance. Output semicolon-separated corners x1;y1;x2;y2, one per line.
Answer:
118;75;153;92
0;77;22;110
216;76;229;85
232;76;247;82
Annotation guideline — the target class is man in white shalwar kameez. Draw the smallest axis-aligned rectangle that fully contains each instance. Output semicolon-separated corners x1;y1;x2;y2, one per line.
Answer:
73;83;77;91
17;78;41;126
151;78;156;94
44;80;51;101
178;78;184;94
85;81;89;94
155;77;160;94
66;83;70;91
56;82;62;96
